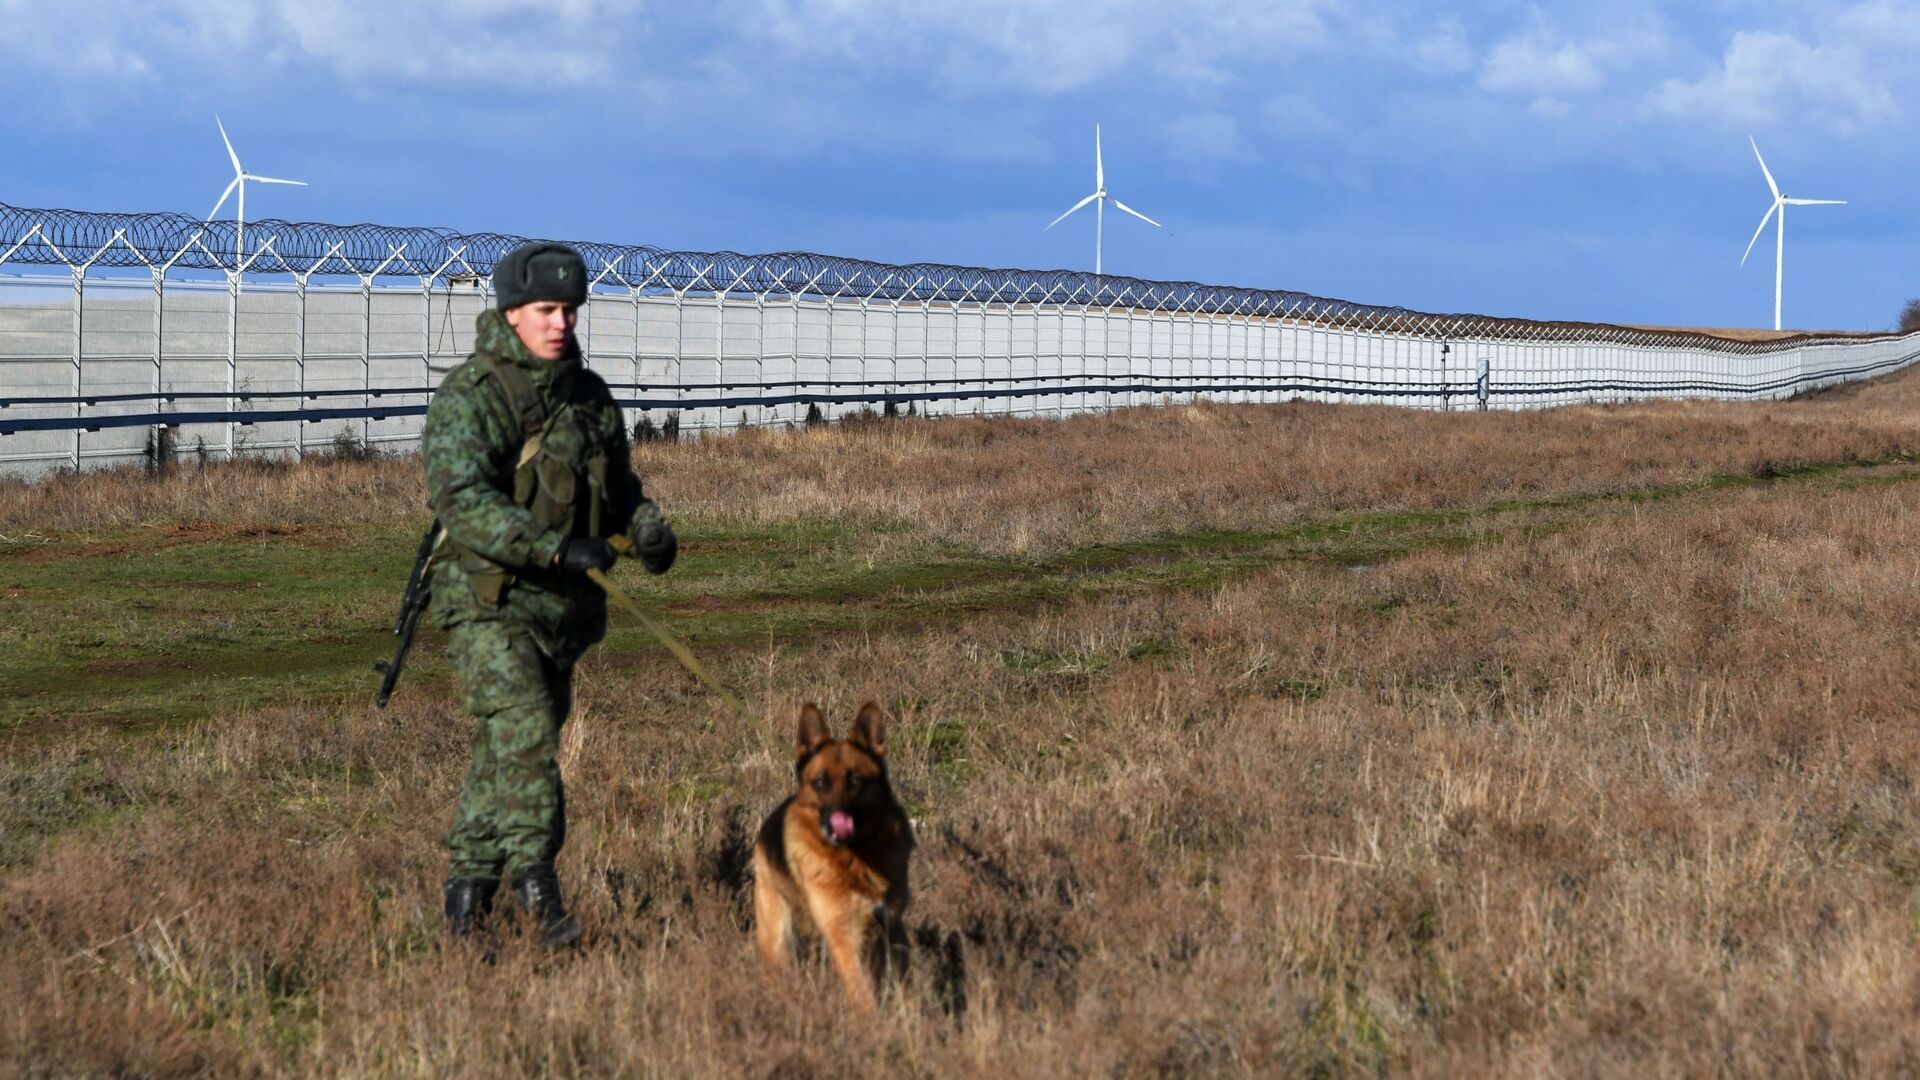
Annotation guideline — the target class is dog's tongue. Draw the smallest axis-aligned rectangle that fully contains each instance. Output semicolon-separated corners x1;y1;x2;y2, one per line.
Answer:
828;810;855;842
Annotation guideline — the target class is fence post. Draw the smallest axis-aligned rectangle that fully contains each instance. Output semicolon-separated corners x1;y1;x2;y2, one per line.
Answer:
855;289;869;420
579;281;593;367
715;276;728;427
949;290;963;419
420;275;433;434
150;267;165;457
890;290;903;418
69;265;84;469
1186;303;1198;405
630;279;642;431
748;285;766;427
1082;286;1098;417
923;293;936;419
977;284;990;418
225;258;241;460
785;276;802;427
361;272;373;451
1010;283;1028;417
1251;297;1267;403
673;284;688;429
287;272;306;459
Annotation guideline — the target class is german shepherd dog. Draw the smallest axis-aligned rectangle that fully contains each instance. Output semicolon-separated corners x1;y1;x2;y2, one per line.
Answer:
752;702;913;1010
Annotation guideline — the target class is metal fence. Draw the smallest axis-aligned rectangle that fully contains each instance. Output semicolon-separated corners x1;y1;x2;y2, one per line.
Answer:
4;201;1918;476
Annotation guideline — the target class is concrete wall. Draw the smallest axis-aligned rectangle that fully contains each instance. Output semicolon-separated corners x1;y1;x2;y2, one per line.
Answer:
4;271;1918;477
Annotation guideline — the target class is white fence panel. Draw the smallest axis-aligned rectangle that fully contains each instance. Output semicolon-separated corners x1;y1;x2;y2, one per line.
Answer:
5;201;1920;477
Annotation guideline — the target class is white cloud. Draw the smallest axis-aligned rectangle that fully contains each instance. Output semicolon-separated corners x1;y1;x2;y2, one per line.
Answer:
1648;7;1915;134
1262;92;1338;138
1163;111;1254;163
0;0;646;92
739;0;1335;96
1411;19;1475;77
1466;13;1681;115
271;0;643;87
1528;97;1571;120
0;1;156;77
1474;15;1670;118
1479;26;1604;97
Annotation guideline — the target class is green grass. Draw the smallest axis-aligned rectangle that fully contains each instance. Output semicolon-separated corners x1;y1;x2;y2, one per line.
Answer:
9;455;1920;737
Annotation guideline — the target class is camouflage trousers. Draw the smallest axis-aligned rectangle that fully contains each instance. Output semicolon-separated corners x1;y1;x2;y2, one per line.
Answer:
445;618;579;883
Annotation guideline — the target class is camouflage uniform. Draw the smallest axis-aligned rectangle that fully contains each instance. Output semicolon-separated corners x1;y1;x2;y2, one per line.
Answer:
423;306;652;885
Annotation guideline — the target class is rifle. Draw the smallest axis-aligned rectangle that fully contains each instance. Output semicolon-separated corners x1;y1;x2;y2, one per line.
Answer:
373;521;442;708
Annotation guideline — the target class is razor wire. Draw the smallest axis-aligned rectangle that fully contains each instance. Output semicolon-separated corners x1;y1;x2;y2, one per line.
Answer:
5;200;1906;349
4;200;1920;475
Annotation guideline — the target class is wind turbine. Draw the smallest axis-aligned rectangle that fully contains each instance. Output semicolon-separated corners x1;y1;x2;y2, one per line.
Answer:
206;115;307;268
1045;124;1160;275
1740;135;1844;332
204;116;306;463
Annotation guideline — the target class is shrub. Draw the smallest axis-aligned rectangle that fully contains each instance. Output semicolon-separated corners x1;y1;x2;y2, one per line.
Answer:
1898;299;1920;333
634;412;682;444
144;425;175;476
321;430;376;462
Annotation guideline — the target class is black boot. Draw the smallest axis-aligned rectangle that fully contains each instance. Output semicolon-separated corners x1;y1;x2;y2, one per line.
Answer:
443;878;499;939
512;869;582;949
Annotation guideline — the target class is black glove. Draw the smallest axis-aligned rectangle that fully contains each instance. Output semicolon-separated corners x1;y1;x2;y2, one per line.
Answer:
554;536;617;573
632;515;677;575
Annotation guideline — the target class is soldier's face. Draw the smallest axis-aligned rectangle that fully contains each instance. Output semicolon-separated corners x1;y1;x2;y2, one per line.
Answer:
505;300;579;361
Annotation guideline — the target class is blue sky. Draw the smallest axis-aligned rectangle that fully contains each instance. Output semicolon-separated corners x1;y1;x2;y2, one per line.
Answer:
2;0;1917;330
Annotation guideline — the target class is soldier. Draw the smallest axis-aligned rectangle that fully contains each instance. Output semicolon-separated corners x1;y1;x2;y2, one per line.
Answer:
423;241;677;948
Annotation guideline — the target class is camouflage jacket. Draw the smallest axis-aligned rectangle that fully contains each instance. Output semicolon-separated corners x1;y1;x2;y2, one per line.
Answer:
422;308;648;651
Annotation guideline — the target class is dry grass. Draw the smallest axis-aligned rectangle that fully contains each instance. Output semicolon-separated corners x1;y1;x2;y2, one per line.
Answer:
1622;326;1878;343
9;376;1920;555
6;376;1920;1076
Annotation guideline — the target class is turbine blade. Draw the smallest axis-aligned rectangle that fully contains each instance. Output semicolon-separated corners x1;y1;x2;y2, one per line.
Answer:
1740;201;1778;266
1110;198;1161;228
1045;191;1100;231
1749;135;1779;200
217;115;242;175
207;176;240;220
1095;124;1104;191
248;175;308;187
1783;198;1845;206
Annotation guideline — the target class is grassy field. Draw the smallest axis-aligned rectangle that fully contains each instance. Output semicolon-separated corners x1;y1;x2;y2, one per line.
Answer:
5;375;1920;1076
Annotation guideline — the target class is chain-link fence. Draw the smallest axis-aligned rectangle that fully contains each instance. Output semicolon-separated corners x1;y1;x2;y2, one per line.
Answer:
4;201;1917;476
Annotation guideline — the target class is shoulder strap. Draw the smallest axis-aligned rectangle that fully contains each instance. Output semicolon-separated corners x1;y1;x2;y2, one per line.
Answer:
476;356;549;439
473;355;574;471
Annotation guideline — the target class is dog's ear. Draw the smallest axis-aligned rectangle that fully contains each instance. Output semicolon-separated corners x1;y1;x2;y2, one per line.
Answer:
796;703;833;760
848;701;887;757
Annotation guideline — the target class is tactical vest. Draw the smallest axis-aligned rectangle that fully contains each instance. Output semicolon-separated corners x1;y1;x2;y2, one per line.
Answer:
453;354;611;605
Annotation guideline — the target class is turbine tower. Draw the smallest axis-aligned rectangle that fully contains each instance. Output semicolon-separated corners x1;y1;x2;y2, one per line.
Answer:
205;116;305;463
1045;124;1160;275
1741;136;1844;332
206;116;307;268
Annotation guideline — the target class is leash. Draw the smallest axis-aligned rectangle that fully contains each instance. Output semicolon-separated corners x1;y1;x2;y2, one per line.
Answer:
592;536;752;722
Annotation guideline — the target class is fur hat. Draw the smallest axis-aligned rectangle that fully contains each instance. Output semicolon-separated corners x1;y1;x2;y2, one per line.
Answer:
493;242;588;311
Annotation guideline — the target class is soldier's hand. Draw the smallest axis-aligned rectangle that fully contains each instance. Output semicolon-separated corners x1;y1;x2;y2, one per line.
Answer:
632;514;677;576
555;536;618;573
